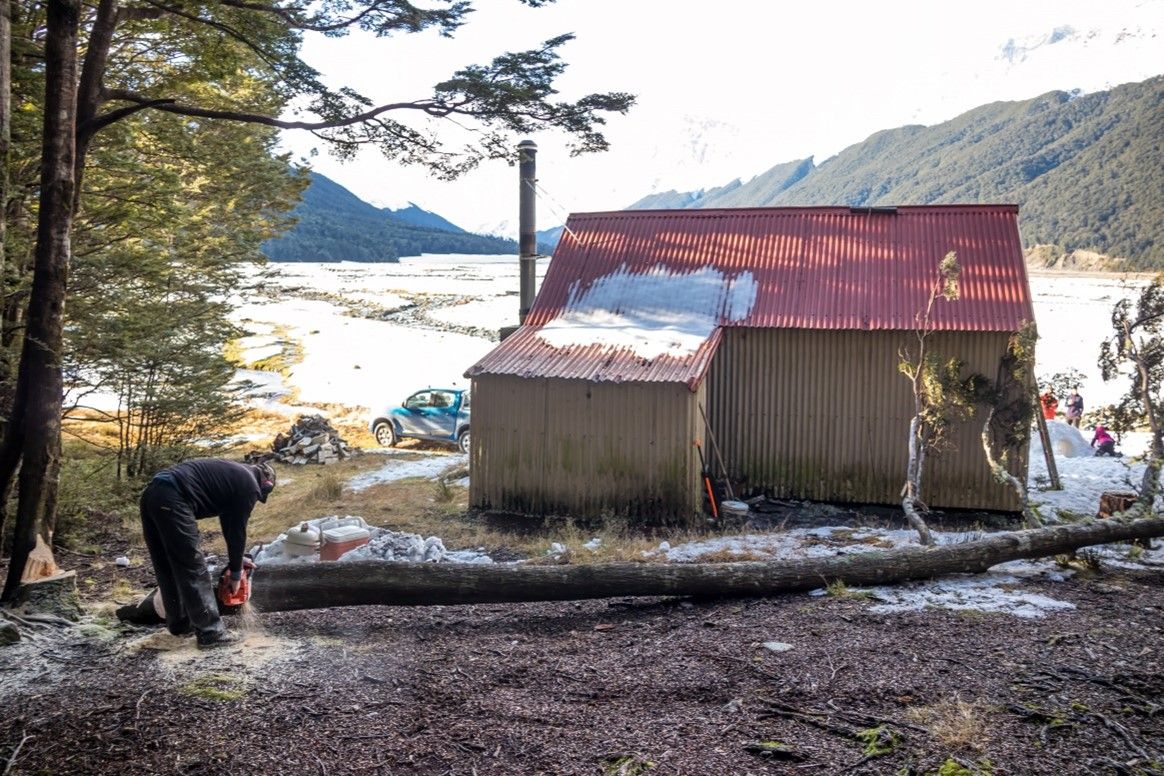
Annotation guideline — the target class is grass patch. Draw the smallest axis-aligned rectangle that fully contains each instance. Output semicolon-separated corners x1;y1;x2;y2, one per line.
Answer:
1053;549;1104;575
824;579;872;600
931;757;994;775
906;697;990;751
306;471;344;503
601;754;654;775
694;547;770;563
180;673;248;702
855;725;899;756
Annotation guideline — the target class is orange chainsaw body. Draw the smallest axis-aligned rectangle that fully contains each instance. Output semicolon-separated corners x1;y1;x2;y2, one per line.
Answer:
215;566;251;612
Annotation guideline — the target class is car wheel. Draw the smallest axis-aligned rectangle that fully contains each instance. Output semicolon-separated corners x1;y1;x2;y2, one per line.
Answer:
373;421;397;447
457;428;470;454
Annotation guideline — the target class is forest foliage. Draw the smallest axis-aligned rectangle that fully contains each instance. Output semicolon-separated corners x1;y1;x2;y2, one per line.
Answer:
0;0;633;593
628;76;1163;268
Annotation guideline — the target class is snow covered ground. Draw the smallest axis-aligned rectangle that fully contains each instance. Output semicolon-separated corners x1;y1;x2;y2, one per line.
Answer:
240;257;1163;619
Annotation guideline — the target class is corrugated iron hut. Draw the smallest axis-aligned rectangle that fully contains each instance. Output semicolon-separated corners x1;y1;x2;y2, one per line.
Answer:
466;205;1036;524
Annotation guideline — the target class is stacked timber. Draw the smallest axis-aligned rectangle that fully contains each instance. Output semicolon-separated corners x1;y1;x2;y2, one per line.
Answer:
252;414;355;465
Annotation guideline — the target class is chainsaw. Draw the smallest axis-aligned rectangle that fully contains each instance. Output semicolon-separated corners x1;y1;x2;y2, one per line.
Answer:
215;559;253;614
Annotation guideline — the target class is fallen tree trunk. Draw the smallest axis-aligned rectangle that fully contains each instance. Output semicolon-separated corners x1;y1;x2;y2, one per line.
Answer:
250;517;1164;613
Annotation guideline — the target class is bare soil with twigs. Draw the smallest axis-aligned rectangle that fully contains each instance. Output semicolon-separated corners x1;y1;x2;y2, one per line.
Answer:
2;548;1163;775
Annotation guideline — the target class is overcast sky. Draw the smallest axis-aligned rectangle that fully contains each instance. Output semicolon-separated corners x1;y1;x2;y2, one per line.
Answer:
279;0;1164;235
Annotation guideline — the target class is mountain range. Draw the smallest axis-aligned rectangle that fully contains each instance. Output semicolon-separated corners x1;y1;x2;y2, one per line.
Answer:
268;75;1162;269
262;173;519;262
627;76;1163;270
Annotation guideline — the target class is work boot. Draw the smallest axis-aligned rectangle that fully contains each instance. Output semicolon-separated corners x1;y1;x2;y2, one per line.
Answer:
196;629;243;650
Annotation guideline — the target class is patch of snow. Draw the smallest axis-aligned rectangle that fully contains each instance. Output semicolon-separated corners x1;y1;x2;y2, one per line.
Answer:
1040;420;1095;458
254;515;491;565
1028;430;1153;518
428;295;520;330
347;452;467;491
537;265;758;359
862;571;1077;619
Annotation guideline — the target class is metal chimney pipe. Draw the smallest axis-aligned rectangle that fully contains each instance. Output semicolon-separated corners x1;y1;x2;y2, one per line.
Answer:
517;139;537;324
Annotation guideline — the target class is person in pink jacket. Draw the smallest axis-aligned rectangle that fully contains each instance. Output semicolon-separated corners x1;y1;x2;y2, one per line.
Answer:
1091;425;1118;457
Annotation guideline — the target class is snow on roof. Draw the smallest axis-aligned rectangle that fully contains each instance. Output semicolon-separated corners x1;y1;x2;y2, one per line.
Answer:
535;265;757;360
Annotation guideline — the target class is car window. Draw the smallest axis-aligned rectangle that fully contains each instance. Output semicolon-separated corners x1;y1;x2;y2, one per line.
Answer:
431;392;452;408
461;392;471;410
405;392;431;409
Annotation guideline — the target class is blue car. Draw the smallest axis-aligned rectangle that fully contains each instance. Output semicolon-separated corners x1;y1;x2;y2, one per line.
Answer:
369;388;471;453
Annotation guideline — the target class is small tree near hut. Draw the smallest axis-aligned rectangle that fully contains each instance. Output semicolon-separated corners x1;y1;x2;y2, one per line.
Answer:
899;251;991;544
981;322;1040;528
1099;276;1164;514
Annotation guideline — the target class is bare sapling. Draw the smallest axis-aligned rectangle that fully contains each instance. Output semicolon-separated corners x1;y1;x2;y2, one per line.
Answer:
899;251;989;544
1099;276;1164;516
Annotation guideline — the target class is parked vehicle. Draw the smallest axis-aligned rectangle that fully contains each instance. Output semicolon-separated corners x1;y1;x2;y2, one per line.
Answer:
369;388;471;453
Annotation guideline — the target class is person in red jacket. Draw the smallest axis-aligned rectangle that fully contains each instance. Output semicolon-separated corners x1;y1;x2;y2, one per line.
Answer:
1091;425;1118;457
138;459;276;648
1039;391;1058;420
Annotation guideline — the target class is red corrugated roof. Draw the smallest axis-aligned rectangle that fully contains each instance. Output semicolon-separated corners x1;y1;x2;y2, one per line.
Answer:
467;205;1035;387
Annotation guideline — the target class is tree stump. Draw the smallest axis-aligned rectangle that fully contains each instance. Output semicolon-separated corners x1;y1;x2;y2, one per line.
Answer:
1097;491;1138;519
12;571;83;621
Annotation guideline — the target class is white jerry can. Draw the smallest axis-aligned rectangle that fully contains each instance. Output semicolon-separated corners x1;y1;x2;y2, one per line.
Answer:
283;522;321;557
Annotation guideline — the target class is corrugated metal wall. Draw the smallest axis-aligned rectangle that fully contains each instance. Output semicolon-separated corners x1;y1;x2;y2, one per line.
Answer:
470;375;704;523
706;328;1026;511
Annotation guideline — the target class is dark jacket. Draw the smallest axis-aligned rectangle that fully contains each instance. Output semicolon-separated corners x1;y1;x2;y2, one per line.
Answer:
159;459;262;576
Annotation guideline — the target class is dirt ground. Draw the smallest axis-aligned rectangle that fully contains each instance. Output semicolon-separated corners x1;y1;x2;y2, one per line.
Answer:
2;549;1163;775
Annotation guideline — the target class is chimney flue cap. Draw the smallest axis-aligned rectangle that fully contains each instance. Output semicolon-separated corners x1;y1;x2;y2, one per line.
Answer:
517;139;538;150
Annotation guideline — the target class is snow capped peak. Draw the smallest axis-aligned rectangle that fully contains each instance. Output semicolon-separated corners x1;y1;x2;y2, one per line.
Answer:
372;198;419;212
999;25;1079;64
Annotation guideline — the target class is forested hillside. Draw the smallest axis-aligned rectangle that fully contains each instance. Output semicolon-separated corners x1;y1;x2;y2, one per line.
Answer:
264;173;517;261
628;77;1163;268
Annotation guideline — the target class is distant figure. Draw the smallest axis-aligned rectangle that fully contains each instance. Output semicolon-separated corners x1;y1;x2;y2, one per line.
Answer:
1091;425;1118;457
1065;388;1084;427
1039;391;1058;420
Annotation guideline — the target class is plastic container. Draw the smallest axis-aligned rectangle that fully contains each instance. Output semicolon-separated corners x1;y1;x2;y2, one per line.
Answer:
320;524;371;561
284;522;321;557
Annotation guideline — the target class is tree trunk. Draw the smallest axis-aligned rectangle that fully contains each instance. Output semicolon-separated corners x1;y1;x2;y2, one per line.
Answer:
0;0;10;541
249;517;1164;613
981;413;1040;529
0;0;78;602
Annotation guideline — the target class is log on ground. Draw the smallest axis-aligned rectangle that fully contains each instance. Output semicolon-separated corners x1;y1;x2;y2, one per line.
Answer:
250;517;1164;613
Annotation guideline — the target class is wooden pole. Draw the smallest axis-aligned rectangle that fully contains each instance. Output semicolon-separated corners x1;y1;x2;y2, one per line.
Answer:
1033;388;1062;490
249;517;1164;613
698;403;736;501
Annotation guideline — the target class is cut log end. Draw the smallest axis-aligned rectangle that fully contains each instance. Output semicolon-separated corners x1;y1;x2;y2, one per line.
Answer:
20;535;60;583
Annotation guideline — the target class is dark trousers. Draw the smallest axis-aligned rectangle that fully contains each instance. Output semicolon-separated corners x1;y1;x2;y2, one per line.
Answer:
1095;440;1117;456
139;476;225;639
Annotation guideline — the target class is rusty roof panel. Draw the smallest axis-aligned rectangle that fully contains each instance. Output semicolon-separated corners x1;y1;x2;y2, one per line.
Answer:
468;205;1034;384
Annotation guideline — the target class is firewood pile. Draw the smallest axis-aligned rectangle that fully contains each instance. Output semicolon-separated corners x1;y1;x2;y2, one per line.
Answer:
249;414;355;465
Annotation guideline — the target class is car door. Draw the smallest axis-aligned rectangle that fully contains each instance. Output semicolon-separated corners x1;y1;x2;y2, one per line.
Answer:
398;391;433;436
426;391;458;439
